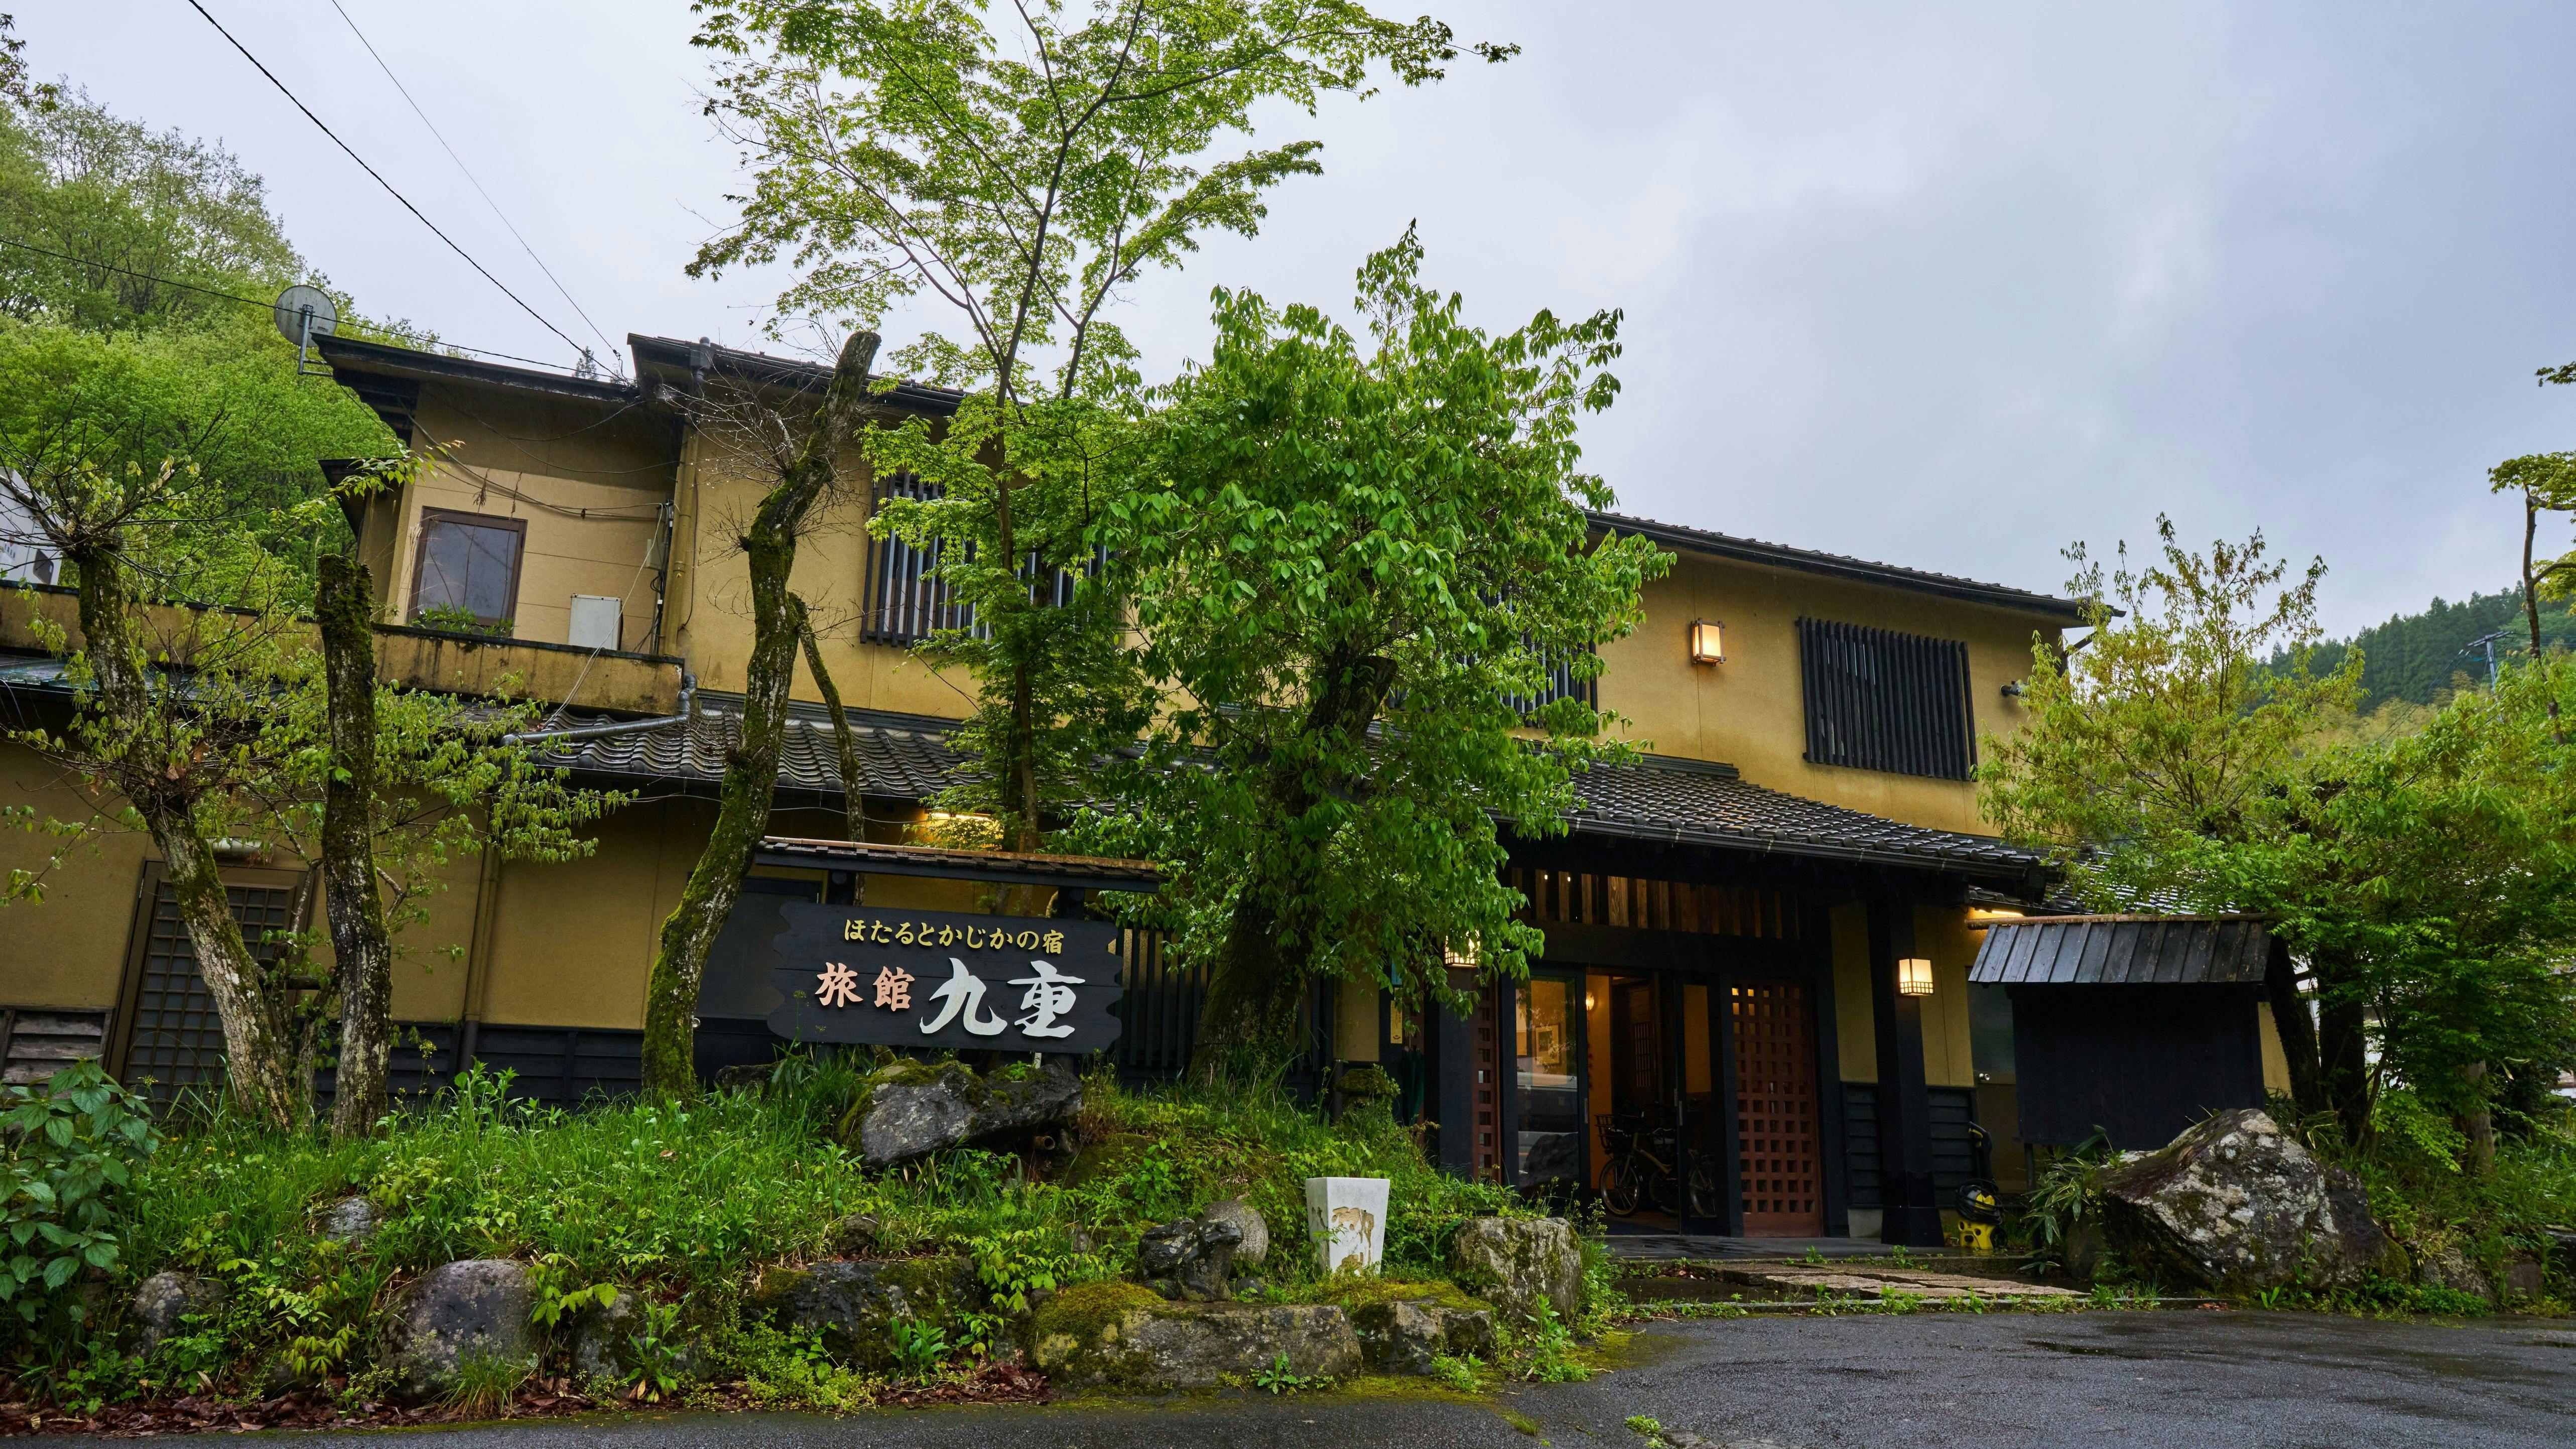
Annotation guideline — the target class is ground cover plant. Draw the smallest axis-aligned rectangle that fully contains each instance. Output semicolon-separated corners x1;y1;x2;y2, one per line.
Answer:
0;1050;1557;1420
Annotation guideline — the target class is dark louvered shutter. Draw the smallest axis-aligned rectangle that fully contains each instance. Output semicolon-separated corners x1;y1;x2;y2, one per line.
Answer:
1796;618;1977;780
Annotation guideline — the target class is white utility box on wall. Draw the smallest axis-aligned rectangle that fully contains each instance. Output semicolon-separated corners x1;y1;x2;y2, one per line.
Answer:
568;595;622;651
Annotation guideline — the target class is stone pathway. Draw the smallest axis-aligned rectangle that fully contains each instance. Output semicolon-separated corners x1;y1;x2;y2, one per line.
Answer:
1715;1264;2085;1300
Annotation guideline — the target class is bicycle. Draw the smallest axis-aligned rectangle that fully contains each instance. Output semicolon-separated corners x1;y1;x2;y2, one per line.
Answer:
1598;1116;1725;1218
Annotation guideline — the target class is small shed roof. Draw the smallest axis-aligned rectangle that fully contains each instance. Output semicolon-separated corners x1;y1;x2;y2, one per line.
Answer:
1968;914;2272;986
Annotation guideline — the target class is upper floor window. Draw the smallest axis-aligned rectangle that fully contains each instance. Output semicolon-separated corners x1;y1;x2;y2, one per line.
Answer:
862;475;973;645
411;508;526;629
1796;617;1976;780
1501;644;1598;715
861;474;1106;645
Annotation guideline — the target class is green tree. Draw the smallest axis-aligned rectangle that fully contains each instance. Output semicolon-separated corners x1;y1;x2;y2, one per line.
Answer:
636;331;882;1096
0;338;615;1132
1086;232;1667;1082
0;85;302;331
0;320;395;606
688;0;1505;854
1981;521;2576;1155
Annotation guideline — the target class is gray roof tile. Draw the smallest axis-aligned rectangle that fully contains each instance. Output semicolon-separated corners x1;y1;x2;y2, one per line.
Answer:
532;710;2042;878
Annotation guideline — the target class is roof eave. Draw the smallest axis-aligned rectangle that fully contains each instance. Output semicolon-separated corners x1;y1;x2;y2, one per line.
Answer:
1589;511;2094;623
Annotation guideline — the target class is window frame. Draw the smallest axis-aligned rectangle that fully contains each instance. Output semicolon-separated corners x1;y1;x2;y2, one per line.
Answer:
409;506;529;629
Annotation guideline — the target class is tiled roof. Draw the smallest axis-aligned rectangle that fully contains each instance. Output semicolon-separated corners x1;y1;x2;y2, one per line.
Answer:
529;708;2041;879
526;709;963;800
1588;510;2095;622
1562;755;2039;875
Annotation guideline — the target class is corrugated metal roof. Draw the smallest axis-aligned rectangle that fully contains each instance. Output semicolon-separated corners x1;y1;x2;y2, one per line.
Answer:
1967;915;2272;986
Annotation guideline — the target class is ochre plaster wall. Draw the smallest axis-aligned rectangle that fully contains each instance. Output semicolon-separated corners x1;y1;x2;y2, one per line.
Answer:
1;741;153;1010
1598;551;2061;833
1831;902;1875;1084
664;425;975;719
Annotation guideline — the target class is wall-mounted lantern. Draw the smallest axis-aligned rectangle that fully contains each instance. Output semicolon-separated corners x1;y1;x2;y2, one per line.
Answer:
1689;618;1726;665
1897;956;1936;997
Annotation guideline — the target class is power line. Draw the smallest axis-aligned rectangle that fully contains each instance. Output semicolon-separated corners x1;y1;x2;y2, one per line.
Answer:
179;0;592;366
322;0;624;377
0;234;595;374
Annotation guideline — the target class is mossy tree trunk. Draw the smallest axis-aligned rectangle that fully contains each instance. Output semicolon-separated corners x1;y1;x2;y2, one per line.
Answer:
794;597;864;842
317;554;395;1139
1187;650;1396;1087
640;330;880;1097
70;537;306;1130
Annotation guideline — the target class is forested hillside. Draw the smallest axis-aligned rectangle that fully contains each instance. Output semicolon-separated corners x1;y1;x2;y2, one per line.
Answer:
2288;587;2576;707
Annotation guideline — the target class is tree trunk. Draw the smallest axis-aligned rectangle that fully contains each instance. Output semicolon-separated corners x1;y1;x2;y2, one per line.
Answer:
1186;649;1397;1086
2458;1061;2496;1175
70;539;304;1131
2262;939;2324;1119
640;330;880;1097
793;598;864;841
2315;965;2372;1147
317;554;395;1140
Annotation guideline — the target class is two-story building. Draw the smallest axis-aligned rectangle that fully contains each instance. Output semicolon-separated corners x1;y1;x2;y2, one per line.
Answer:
0;331;2293;1247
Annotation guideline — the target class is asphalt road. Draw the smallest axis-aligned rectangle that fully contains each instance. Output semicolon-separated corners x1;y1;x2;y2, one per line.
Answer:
26;1311;2576;1447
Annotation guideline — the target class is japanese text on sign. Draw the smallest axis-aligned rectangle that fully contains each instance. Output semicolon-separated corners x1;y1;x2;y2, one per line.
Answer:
809;956;1086;1042
842;918;1066;955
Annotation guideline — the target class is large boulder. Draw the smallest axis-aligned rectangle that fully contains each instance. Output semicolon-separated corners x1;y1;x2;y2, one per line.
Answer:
1200;1199;1269;1268
571;1289;700;1385
746;1256;986;1371
384;1260;535;1400
1028;1282;1359;1388
836;1058;1082;1170
1449;1217;1584;1325
128;1271;225;1356
2097;1109;2397;1295
1139;1216;1241;1301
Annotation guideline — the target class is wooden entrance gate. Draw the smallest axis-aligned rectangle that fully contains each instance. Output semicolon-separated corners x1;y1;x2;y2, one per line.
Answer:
1733;980;1823;1235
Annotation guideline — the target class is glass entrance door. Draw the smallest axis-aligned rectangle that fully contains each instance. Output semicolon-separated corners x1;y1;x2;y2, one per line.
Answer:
1515;975;1585;1193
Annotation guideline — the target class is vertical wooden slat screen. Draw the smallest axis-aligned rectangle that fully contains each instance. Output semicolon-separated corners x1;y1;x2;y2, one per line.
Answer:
1506;869;1802;941
863;475;1108;645
1795;618;1977;780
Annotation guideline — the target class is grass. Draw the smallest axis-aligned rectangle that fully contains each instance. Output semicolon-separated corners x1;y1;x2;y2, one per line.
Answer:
14;1052;1540;1410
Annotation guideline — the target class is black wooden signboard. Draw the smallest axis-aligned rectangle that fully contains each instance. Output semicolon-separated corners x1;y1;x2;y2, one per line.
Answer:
767;904;1126;1053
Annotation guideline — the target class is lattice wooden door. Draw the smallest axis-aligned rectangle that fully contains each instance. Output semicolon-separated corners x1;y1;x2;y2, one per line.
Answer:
121;877;300;1110
1733;980;1823;1236
1471;983;1503;1182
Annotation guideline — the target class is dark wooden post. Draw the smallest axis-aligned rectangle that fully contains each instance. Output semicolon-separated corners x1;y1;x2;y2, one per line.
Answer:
1434;989;1478;1177
1867;881;1945;1246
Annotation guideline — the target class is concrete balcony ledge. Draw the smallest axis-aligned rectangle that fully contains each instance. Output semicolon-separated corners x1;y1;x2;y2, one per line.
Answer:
0;582;682;716
374;625;682;715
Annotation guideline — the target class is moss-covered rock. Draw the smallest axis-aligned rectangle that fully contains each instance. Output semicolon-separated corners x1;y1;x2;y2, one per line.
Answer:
1063;1131;1154;1189
746;1256;986;1371
1448;1217;1581;1326
832;1057;1081;1170
1029;1283;1361;1388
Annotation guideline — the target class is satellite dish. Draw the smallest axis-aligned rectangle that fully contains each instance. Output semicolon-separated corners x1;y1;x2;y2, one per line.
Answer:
273;285;338;346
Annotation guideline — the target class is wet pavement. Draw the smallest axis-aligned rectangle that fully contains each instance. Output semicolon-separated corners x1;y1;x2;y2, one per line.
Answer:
23;1310;2575;1446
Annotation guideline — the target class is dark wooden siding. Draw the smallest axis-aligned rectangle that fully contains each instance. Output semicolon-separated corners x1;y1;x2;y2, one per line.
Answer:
2008;983;2266;1149
1842;1084;1979;1207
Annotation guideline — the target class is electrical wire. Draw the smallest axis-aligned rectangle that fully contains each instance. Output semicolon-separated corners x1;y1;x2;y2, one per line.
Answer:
180;0;592;367
321;0;624;378
0;234;590;374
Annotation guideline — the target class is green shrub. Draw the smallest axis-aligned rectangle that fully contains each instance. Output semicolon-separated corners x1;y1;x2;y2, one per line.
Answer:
2;1061;159;1336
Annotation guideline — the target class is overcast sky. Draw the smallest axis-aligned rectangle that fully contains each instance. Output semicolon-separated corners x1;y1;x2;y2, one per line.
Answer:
27;3;2576;635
